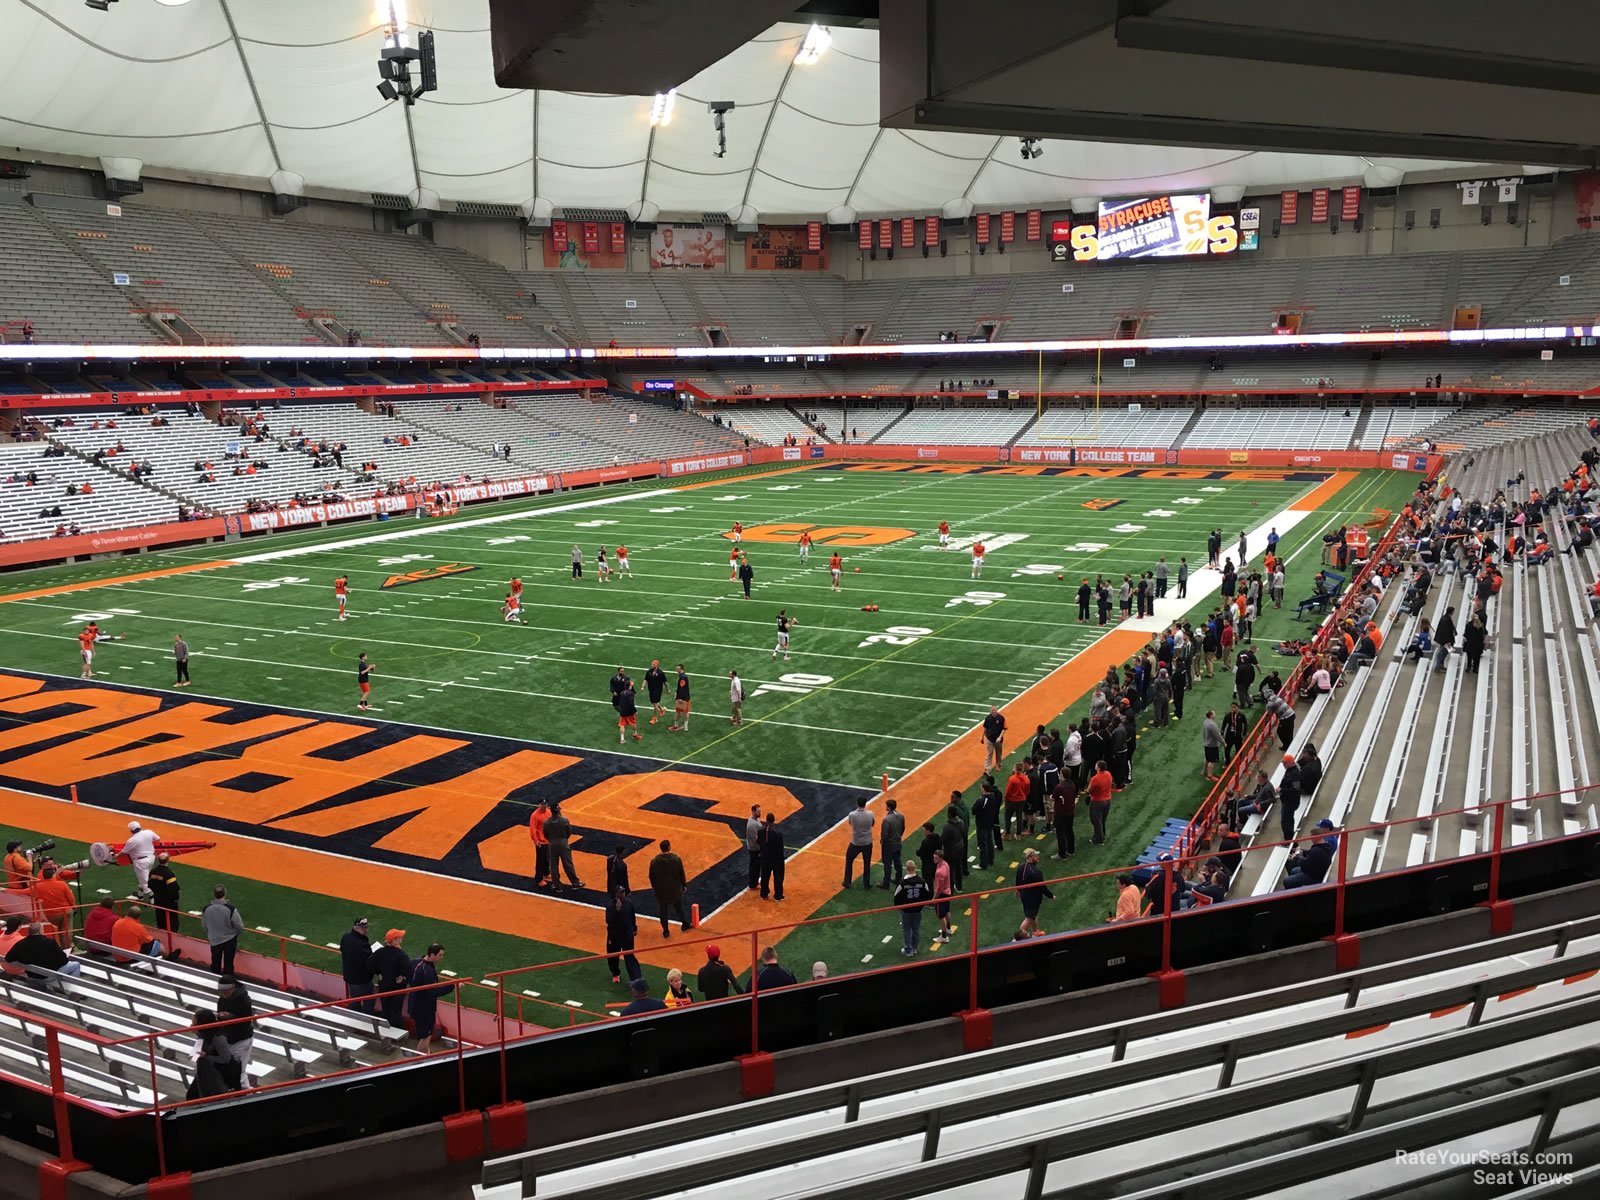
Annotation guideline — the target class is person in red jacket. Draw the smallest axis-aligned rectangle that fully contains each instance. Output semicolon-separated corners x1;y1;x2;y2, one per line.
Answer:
82;898;117;947
529;801;551;888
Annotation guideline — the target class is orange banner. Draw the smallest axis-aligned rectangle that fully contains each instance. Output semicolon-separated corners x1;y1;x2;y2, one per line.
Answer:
0;516;228;568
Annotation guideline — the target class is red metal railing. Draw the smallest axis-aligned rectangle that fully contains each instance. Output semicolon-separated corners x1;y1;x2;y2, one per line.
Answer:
2;781;1594;1181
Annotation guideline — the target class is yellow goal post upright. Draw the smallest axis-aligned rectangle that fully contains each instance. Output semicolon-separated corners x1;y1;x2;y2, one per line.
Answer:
1032;344;1103;443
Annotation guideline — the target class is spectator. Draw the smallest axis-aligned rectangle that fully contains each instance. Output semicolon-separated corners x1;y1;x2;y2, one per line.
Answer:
1015;848;1053;939
368;929;412;1030
1265;690;1297;750
931;849;955;944
744;804;762;892
201;885;244;975
879;796;905;889
407;943;452;1052
940;804;967;891
1086;760;1114;844
604;845;630;897
697;944;744;999
1234;770;1276;825
5;922;82;989
31;866;76;948
649;839;690;935
1108;874;1146;922
340;916;375;1013
83;898;117;948
972;778;1003;867
544;804;582;890
754;945;796;990
216;976;255;1083
1297;743;1324;798
757;812;786;901
663;968;695;1007
1285;820;1339;888
186;1009;242;1099
1201;710;1222;780
621;975;667;1015
148;853;180;943
1277;754;1303;840
1051;768;1078;860
110;905;164;962
604;886;642;985
843;796;874;889
1221;701;1247;766
892;861;931;956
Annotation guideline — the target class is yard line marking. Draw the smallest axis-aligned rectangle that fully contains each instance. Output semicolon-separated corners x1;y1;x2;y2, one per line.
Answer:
0;559;237;605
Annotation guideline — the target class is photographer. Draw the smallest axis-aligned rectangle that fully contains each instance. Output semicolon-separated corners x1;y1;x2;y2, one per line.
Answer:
4;841;34;890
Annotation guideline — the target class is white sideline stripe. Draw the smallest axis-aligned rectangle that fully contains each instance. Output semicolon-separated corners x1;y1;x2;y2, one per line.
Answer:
226;488;680;565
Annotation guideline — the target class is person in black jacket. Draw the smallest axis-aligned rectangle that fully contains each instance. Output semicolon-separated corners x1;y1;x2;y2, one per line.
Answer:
1285;821;1338;887
972;778;1003;867
340;917;375;1014
186;1008;243;1099
1433;606;1458;673
1297;743;1324;798
604;887;642;985
1461;613;1486;674
1277;754;1303;840
755;945;796;990
697;944;744;999
757;812;786;901
916;821;942;882
368;930;412;1031
216;977;255;1083
1221;701;1248;765
605;846;630;897
939;807;966;890
1015;849;1054;939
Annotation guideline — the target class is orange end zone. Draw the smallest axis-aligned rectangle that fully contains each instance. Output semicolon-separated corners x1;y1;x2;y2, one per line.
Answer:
0;560;236;604
1289;470;1359;513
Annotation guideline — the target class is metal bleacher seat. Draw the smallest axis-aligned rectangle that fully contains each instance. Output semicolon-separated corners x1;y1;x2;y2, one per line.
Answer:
477;918;1600;1200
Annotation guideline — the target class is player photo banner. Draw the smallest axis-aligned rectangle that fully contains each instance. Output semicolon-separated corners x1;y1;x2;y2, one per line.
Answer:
609;222;626;253
648;225;727;270
581;222;600;254
550;219;568;250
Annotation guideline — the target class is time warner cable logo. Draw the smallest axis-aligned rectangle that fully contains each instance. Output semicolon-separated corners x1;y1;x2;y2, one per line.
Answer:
1394;1149;1573;1186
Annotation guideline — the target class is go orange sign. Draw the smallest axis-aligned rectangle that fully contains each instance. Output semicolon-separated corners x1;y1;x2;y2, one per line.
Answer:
727;523;916;546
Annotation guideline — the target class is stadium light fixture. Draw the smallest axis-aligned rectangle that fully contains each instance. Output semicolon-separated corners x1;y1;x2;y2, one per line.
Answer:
379;0;408;49
650;89;676;128
1019;137;1043;161
84;0;116;9
795;24;832;65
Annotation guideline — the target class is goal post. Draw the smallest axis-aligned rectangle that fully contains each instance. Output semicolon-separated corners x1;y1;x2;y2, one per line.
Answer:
1032;345;1103;443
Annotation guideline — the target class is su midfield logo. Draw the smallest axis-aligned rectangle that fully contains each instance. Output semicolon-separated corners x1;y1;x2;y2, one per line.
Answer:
0;671;869;919
724;523;917;546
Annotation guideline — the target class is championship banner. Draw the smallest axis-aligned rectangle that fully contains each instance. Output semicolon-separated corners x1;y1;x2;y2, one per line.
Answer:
745;226;829;271
975;212;991;243
609;222;626;253
1310;188;1329;223
858;220;872;250
1280;191;1298;225
648;225;726;270
1340;187;1361;222
550;219;568;249
581;222;600;254
900;217;915;248
806;220;822;251
1026;209;1042;241
1000;211;1016;243
878;218;892;248
924;215;939;245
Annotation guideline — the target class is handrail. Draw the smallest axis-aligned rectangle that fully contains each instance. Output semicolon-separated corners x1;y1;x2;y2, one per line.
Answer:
481;927;1600;1191
486;988;1600;1200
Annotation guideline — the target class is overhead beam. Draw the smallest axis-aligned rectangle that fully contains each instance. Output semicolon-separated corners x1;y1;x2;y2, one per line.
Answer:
1114;16;1600;96
904;99;1599;168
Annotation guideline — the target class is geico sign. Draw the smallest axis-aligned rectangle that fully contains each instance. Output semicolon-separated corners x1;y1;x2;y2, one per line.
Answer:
1069;213;1239;262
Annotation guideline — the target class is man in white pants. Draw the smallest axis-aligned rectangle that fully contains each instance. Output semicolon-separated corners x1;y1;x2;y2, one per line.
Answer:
123;821;159;899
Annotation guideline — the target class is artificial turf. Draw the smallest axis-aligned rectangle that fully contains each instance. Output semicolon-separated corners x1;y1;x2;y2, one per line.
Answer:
0;460;1419;1013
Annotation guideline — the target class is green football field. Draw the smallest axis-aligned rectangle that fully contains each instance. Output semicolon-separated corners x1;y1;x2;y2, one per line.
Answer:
0;460;1417;1017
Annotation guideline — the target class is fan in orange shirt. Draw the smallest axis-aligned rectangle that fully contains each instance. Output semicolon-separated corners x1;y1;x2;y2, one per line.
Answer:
30;867;77;949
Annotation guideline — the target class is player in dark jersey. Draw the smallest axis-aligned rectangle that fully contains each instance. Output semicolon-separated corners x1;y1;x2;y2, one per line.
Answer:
644;658;668;725
668;664;692;732
773;609;795;662
357;652;374;710
609;667;629;714
616;680;641;742
737;555;754;599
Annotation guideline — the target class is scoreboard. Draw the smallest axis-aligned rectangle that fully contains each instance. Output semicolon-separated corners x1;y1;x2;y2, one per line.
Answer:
1051;193;1240;262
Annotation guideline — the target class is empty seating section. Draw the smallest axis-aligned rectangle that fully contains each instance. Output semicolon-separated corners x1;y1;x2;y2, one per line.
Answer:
1366;406;1457;447
1001;272;1152;339
1016;406;1190;448
30;204;310;344
0;198;157;344
1430;405;1600;450
191;213;451;347
1296;253;1451;332
475;926;1600;1200
1493;234;1600;325
0;443;174;539
554;274;708;346
808;404;908;443
426;248;570;345
868;278;1015;342
1186;407;1358;449
1142;257;1303;336
720;406;818;445
686;276;841;345
877;408;1033;445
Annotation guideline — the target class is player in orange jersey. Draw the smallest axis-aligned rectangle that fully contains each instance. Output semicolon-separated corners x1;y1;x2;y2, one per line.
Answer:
501;592;524;623
938;520;950;550
971;540;986;579
797;530;812;564
77;627;96;679
509;576;523;601
829;551;843;592
731;521;743;545
729;544;741;581
334;575;350;621
615;545;631;578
